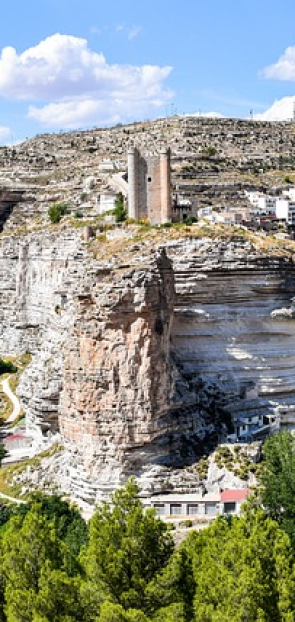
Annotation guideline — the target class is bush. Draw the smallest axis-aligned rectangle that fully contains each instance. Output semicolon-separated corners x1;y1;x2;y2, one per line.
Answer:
48;202;68;223
0;358;17;375
113;192;127;222
184;215;198;225
179;519;193;528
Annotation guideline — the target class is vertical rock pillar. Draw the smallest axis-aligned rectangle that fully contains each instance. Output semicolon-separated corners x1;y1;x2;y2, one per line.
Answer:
160;147;171;223
127;147;139;220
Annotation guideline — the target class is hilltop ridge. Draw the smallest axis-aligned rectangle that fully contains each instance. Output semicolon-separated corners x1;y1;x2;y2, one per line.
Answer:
1;115;295;233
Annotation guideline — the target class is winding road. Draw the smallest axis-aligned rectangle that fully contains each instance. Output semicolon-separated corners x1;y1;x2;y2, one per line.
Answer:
0;376;21;423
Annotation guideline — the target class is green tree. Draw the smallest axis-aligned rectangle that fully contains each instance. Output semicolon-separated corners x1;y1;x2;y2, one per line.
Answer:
14;493;88;575
32;564;85;622
260;430;295;545
97;602;150;622
113;193;127;223
190;510;295;622
83;479;174;612
2;505;65;621
145;547;195;621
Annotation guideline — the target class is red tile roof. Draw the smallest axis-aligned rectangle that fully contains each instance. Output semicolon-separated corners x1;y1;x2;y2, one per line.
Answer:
221;489;250;502
5;433;25;442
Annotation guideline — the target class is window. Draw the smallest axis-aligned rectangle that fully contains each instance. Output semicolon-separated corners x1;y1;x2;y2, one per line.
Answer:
147;176;152;182
153;504;165;516
223;502;236;514
170;504;182;516
187;504;199;515
205;502;218;515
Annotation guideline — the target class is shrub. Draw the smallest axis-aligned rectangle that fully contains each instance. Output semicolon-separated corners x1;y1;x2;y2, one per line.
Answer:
179;519;193;528
48;202;68;223
113;192;127;222
185;215;198;225
0;358;17;375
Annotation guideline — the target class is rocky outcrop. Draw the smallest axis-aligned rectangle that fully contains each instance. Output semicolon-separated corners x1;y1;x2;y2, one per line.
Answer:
2;228;295;503
59;249;176;490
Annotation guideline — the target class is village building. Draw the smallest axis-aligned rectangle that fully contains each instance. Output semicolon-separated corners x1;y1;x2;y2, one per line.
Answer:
98;191;117;214
276;198;295;227
142;489;250;521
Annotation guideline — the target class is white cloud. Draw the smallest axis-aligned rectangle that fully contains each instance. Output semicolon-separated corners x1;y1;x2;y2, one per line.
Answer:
128;26;141;40
262;46;295;81
90;26;101;35
28;95;169;128
0;34;172;128
115;24;141;39
254;95;295;121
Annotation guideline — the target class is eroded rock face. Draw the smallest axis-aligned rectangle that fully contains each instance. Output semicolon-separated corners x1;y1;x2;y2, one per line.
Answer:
0;227;89;436
168;238;295;427
59;249;176;488
2;229;295;501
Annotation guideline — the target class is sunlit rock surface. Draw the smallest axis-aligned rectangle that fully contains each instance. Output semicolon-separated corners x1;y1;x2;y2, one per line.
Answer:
1;229;295;501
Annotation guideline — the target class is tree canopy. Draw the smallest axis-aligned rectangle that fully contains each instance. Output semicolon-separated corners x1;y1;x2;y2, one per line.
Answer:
260;430;295;545
0;478;294;621
83;479;174;611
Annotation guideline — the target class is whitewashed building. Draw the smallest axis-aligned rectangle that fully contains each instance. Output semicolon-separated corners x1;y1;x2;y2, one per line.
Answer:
276;198;295;225
142;489;250;519
98;192;117;214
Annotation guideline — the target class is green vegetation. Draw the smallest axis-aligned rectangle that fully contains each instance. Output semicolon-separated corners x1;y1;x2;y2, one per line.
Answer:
202;146;217;157
113;192;127;222
260;430;295;546
0;469;293;620
0;359;17;375
48;202;68;223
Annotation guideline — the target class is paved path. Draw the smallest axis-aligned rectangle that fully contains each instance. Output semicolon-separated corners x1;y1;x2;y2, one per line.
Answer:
0;490;26;505
0;376;21;423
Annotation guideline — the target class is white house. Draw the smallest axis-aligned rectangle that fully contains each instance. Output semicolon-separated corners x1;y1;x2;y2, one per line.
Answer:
98;192;117;214
245;191;276;215
276;198;295;225
142;489;250;520
197;206;218;223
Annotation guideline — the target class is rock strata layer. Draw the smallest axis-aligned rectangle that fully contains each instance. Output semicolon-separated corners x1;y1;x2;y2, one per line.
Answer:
2;229;295;501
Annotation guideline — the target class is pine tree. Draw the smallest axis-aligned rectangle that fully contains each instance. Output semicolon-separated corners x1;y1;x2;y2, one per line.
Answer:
83;479;174;612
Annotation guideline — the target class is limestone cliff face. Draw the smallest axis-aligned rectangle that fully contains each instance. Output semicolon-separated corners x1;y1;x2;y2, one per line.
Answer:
2;228;295;501
0;228;88;435
168;238;295;427
59;249;175;487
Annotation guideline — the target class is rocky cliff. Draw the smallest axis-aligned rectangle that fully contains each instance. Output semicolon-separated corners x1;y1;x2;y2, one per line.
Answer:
2;225;295;503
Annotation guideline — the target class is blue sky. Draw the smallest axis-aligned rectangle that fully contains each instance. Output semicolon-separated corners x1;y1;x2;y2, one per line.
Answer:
2;0;295;143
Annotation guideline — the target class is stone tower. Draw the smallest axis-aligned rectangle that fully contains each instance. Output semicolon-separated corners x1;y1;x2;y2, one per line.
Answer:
127;147;171;224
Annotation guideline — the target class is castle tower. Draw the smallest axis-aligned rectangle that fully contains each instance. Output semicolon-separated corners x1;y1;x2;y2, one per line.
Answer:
160;147;171;223
127;146;171;224
127;147;139;220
